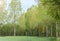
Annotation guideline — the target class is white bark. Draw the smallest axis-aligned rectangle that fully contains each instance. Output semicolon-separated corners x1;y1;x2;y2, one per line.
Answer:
56;21;58;37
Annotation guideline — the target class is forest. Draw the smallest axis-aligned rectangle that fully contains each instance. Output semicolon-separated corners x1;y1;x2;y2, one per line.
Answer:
0;0;60;38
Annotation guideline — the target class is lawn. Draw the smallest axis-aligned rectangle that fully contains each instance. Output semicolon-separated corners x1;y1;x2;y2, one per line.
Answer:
57;38;60;41
0;36;56;41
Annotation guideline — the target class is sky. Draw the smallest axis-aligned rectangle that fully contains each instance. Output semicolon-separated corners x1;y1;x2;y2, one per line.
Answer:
6;0;38;12
21;0;38;12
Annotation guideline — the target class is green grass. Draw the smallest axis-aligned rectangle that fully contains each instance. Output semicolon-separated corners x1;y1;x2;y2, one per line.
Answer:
57;38;60;41
0;36;56;41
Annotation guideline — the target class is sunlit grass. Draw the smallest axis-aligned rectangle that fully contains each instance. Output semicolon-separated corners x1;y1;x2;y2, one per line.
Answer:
0;36;56;41
57;38;60;41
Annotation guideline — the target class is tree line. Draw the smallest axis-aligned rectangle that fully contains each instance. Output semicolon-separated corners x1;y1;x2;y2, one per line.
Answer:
0;0;60;37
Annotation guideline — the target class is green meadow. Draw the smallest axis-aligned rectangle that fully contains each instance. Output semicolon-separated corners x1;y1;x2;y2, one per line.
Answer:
0;36;56;41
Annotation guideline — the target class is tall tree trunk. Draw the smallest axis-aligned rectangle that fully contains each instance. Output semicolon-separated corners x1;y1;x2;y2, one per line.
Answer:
14;27;16;36
56;21;58;37
51;25;52;37
46;26;48;37
42;26;44;36
13;10;16;36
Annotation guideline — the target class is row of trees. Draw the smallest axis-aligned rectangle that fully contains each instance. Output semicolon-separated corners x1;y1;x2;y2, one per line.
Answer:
0;0;60;37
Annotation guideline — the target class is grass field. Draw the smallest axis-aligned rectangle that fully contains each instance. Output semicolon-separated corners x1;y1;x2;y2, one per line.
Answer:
57;38;60;41
0;36;56;41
